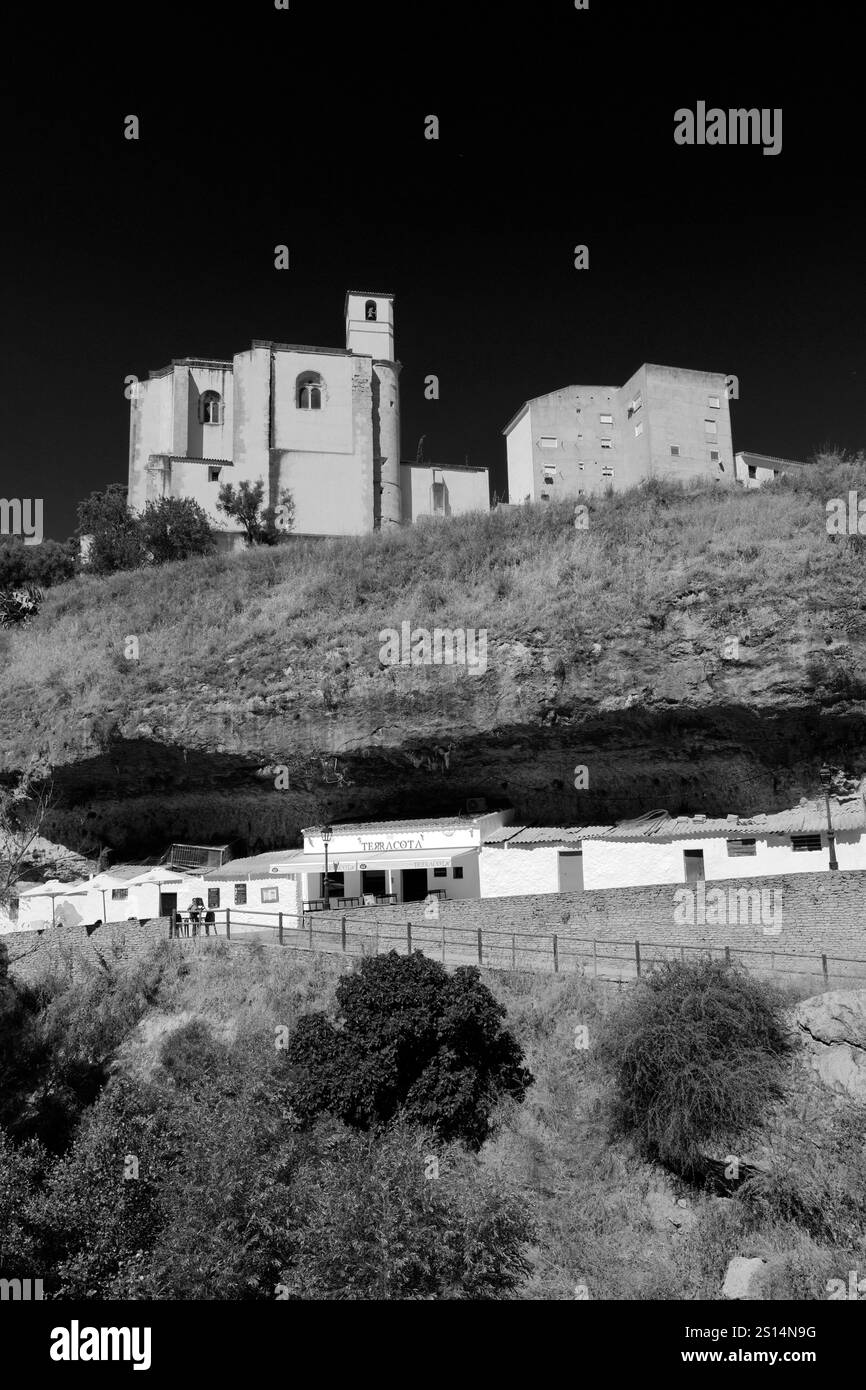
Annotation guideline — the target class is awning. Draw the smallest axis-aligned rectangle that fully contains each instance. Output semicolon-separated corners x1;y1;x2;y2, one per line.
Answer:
269;848;477;874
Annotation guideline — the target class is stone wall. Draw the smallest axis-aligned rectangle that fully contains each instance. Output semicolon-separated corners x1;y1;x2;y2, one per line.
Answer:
3;917;170;987
306;869;866;975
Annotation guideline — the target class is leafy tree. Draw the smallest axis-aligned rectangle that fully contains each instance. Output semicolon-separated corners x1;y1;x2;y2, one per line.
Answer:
285;951;532;1149
76;484;145;575
140;496;215;564
600;958;792;1172
217;478;294;546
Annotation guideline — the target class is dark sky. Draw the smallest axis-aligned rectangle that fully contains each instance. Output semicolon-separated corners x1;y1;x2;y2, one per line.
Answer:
2;1;863;539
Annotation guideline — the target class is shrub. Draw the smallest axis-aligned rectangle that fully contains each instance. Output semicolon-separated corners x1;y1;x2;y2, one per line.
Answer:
285;950;532;1149
141;497;215;564
77;484;146;575
0;584;43;627
278;1120;533;1299
599;959;792;1172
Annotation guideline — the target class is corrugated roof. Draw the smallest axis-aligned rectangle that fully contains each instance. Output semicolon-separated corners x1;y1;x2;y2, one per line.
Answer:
736;451;808;469
302;816;481;836
483;825;612;846
203;850;305;881
598;798;865;841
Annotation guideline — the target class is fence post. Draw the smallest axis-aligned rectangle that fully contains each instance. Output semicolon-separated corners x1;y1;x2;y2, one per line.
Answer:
278;912;283;945
593;939;597;978
341;916;347;952
226;909;231;941
634;940;641;979
441;918;446;964
407;921;412;956
477;927;483;965
724;945;731;967
553;934;559;973
512;933;516;970
822;953;829;986
309;913;313;951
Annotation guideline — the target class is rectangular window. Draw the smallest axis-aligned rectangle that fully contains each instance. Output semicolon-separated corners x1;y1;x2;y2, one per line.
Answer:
433;867;447;878
748;465;757;479
234;883;247;905
705;420;718;436
600;438;612;449
670;445;680;456
791;834;822;852
683;849;705;883
599;413;613;425
111;887;129;900
543;470;555;484
208;467;221;482
726;838;757;856
634;422;643;436
207;888;220;909
540;492;550;501
453;866;464;879
710;449;720;462
261;886;278;904
538;437;558;449
708;395;721;408
601;466;614;479
627;394;642;418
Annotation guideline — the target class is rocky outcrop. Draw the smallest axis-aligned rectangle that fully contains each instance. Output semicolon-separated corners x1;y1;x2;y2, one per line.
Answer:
794;989;866;1101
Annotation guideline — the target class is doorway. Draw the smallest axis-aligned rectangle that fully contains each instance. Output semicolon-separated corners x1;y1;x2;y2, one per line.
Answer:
402;868;429;902
159;892;177;916
683;850;705;884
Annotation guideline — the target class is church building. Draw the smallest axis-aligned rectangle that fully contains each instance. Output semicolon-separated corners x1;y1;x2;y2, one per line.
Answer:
128;292;489;546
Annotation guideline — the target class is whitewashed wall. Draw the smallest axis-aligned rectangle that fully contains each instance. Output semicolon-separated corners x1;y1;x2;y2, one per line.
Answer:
479;846;562;897
582;830;866;889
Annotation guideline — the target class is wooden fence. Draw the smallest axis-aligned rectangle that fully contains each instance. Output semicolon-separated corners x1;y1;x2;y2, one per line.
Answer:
167;907;866;987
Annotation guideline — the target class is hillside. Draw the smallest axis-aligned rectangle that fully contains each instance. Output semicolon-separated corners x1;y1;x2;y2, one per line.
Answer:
3;453;866;860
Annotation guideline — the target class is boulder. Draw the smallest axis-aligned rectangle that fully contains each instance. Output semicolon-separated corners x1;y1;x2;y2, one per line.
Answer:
722;1256;770;1300
794;989;866;1102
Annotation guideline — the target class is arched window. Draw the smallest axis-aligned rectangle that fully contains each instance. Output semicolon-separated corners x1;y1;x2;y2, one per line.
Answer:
296;371;324;409
199;390;223;425
365;300;377;321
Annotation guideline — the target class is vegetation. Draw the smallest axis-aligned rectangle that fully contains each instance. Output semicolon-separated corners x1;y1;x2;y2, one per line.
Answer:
0;934;861;1300
0;537;75;589
600;958;792;1171
1;448;864;769
286;950;532;1148
217;478;295;546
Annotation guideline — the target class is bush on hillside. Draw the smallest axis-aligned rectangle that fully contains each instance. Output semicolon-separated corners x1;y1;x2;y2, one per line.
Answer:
599;959;792;1172
285;951;532;1149
0;537;76;589
77;484;146;576
141;497;215;564
278;1120;533;1300
0;584;44;627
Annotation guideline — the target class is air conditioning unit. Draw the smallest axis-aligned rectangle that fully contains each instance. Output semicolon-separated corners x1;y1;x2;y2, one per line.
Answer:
466;797;487;816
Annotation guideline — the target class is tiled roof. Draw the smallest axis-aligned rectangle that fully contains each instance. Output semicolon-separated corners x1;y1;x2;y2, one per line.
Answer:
203;850;304;881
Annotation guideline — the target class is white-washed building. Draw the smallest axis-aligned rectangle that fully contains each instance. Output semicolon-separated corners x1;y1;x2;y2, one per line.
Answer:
478;796;866;895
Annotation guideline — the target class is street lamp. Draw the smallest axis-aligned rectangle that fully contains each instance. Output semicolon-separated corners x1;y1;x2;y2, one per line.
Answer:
819;765;839;871
321;824;333;908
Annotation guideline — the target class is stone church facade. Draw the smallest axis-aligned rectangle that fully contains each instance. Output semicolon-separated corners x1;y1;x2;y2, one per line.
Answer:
127;291;489;546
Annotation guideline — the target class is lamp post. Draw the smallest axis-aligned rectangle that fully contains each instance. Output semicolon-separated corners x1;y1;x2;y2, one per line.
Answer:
819;765;839;871
321;824;333;909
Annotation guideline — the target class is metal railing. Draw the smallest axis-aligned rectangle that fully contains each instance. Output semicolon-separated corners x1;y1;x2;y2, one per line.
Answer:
165;908;866;986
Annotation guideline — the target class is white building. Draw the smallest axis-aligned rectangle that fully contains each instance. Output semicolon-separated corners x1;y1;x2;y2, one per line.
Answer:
128;291;489;546
479;796;866;896
734;451;810;488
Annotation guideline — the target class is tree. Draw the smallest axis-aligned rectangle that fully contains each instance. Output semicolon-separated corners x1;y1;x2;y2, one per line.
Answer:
600;958;793;1173
0;755;55;919
76;484;145;575
217;479;294;546
285;951;533;1149
140;497;215;565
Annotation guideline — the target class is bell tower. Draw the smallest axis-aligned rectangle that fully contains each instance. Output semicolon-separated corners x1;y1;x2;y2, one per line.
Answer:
345;290;395;361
